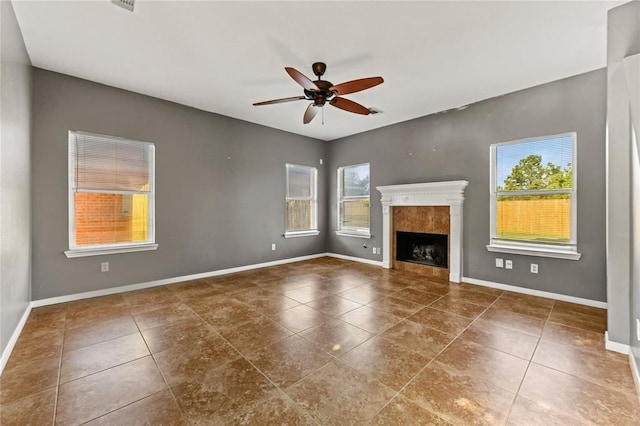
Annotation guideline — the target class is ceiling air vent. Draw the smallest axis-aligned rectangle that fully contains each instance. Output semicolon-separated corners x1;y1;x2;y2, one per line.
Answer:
112;0;135;12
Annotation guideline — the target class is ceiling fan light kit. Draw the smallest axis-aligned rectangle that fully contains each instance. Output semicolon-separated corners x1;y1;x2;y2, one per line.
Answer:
253;62;384;124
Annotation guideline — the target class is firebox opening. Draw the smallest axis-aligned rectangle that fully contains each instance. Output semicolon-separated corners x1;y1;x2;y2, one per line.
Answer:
396;231;448;268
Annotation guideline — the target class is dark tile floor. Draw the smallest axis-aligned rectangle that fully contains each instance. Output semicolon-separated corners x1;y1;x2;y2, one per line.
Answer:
1;257;638;425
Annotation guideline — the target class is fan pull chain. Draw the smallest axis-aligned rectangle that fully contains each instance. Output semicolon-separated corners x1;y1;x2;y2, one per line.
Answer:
322;107;325;125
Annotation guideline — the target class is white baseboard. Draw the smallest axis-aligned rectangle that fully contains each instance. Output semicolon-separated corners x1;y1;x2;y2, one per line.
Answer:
326;252;383;267
605;331;631;355
32;253;328;307
0;303;32;375
462;276;607;309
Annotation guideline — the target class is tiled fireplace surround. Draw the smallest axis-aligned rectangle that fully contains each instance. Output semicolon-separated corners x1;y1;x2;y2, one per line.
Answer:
377;181;469;282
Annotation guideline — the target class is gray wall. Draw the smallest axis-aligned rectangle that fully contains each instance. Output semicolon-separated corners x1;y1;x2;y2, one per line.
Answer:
606;1;640;356
327;69;607;302
0;0;32;359
31;69;327;300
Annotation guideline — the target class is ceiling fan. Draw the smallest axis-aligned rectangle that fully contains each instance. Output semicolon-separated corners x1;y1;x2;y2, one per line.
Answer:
253;62;384;124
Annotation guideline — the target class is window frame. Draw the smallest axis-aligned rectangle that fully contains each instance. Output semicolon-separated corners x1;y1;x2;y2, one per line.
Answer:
487;132;581;260
336;163;371;239
65;131;158;258
284;163;319;238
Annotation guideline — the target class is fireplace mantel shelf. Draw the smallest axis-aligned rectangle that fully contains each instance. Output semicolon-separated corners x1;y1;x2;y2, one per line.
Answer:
376;180;468;282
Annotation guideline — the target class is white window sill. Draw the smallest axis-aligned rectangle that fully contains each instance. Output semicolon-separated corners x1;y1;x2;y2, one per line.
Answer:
335;231;372;239
65;244;159;258
486;243;581;260
284;230;320;238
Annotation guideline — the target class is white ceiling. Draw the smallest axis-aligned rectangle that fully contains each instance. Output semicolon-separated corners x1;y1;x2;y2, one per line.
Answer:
12;0;623;141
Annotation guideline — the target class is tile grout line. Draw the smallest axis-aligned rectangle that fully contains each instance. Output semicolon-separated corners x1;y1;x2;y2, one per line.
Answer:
366;286;507;423
502;298;556;425
133;302;192;425
64;295;176;425
51;302;70;425
180;290;322;425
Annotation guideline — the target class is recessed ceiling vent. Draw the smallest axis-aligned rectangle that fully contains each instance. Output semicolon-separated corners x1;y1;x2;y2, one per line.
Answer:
112;0;135;12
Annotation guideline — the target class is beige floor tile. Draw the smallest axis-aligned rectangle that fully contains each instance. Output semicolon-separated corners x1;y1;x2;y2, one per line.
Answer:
392;287;443;306
339;306;403;334
132;302;200;331
171;358;278;425
341;335;432;391
378;320;454;359
479;305;546;336
271;304;333;333
299;318;374;357
0;355;60;404
491;296;552;320
285;361;395;424
56;356;166;425
215;315;293;354
506;395;586;425
0;387;56;426
540;321;605;353
401;361;516;425
532;339;637;395
60;332;149;383
366;295;425;318
247;335;332;388
434;339;529;393
305;294;363;317
459;318;540;360
84;390;187;425
430;296;488;319
519;363;640;425
372;396;452;425
407;307;473;336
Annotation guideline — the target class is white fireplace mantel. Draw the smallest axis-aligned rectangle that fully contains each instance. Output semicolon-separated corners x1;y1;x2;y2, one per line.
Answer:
376;180;469;282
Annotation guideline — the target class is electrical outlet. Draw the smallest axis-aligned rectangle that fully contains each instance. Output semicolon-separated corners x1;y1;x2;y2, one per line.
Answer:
495;258;504;268
372;247;376;254
505;260;513;270
530;263;539;274
101;262;109;272
271;243;276;251
319;159;323;165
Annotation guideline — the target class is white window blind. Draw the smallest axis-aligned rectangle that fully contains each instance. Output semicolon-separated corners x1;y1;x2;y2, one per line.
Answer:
66;131;156;257
338;163;370;236
285;164;317;234
72;133;152;192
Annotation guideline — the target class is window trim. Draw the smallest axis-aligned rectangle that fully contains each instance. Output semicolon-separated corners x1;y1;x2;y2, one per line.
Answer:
337;163;371;238
65;131;157;258
488;132;581;260
284;163;318;238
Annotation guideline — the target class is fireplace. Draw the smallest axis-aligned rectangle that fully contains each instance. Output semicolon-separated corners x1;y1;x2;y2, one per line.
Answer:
396;231;448;268
377;180;468;282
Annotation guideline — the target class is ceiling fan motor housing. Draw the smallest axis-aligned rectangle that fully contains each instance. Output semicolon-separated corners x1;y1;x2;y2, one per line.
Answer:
305;79;335;106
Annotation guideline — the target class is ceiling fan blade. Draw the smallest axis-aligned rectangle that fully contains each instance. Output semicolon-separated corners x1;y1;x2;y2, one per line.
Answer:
253;96;306;106
329;77;384;95
330;97;371;115
303;103;319;124
285;67;320;91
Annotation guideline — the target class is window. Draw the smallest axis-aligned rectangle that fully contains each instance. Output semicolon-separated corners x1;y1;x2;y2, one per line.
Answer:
285;164;318;237
65;131;157;257
337;163;371;238
488;133;581;259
